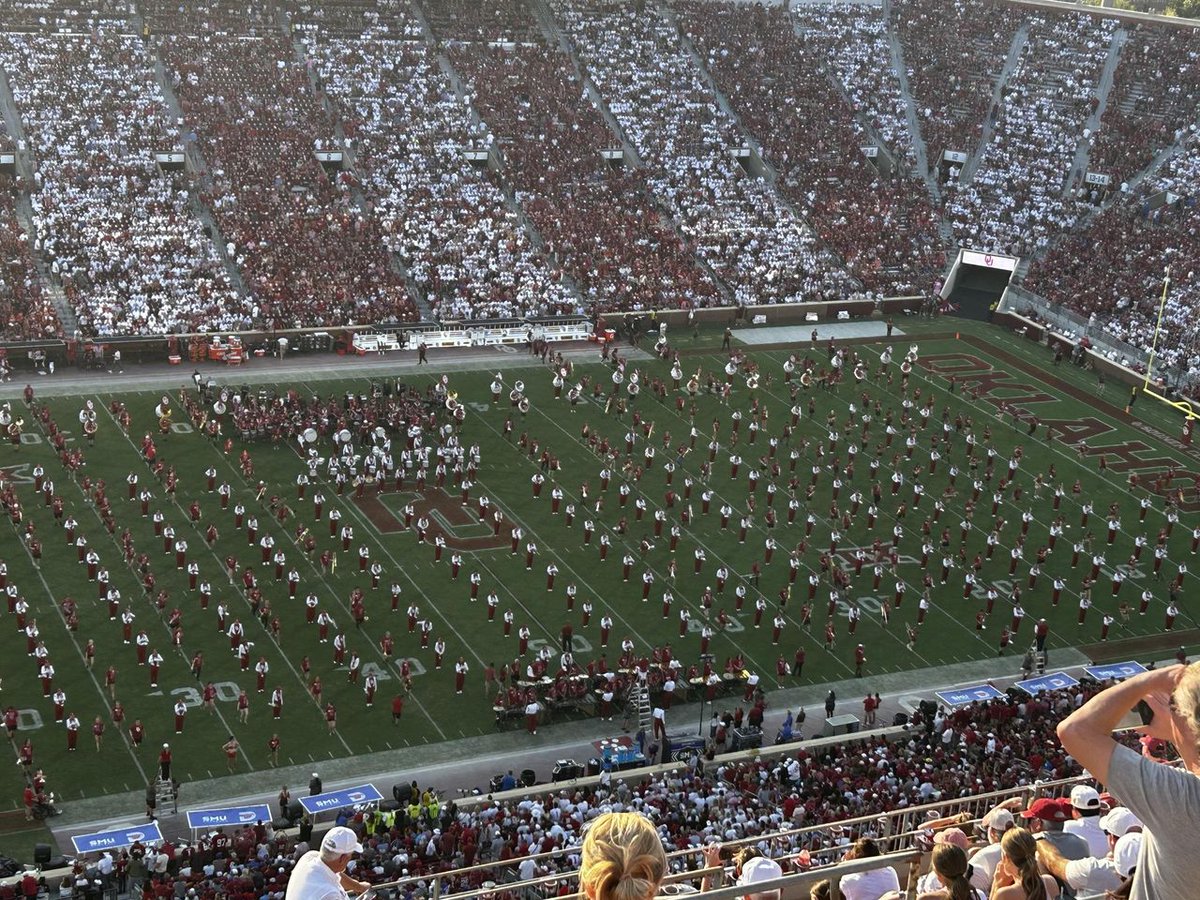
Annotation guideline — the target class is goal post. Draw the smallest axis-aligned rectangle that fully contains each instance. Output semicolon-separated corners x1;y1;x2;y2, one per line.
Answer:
1140;267;1198;421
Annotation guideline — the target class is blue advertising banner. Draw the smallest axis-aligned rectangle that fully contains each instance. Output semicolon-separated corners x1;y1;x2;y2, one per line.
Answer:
1015;672;1079;695
299;784;383;815
935;683;1005;706
1084;661;1147;681
72;823;163;854
186;804;273;830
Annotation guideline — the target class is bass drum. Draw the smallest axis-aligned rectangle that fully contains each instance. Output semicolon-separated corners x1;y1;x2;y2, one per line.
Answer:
303;427;318;444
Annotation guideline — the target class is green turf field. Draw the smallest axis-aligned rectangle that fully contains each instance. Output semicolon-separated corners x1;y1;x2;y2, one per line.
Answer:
1;323;1196;806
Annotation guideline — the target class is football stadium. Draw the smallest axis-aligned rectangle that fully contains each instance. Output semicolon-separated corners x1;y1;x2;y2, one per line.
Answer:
0;0;1196;898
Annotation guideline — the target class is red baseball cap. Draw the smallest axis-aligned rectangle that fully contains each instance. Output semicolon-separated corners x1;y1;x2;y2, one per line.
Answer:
1020;798;1071;822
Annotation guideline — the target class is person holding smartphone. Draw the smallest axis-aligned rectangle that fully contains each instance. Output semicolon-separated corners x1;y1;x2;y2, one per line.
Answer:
1057;662;1200;899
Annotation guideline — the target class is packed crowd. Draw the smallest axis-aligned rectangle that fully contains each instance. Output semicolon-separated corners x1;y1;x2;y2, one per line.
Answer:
677;0;942;296
0;174;59;340
4;0;1200;371
59;682;1146;900
1026;144;1200;385
0;0;128;33
298;12;577;322
141;0;283;36
552;0;857;308
946;12;1115;257
1088;23;1200;186
891;0;1022;172
161;23;417;328
0;29;245;336
422;0;542;45
791;2;915;165
445;27;723;311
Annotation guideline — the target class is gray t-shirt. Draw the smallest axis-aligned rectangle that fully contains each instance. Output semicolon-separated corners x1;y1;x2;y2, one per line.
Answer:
1107;743;1200;899
1040;829;1091;861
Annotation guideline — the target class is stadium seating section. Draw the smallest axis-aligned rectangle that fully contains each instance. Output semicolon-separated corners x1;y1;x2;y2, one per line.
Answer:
44;681;1145;900
0;0;1193;376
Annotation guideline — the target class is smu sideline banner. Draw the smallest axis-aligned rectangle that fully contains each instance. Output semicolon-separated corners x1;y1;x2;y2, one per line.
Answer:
72;822;163;854
1084;661;1147;681
186;804;273;830
936;683;1005;707
1015;672;1079;694
300;783;383;815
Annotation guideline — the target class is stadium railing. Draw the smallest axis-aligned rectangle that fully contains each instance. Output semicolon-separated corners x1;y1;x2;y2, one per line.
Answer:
997;289;1199;412
382;743;1092;900
0;295;932;373
431;851;924;900
596;297;927;332
998;285;1152;373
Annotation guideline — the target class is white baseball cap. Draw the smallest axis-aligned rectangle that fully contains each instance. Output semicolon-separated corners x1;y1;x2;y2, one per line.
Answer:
1099;806;1142;837
738;857;783;885
1113;832;1142;878
981;806;1015;831
321;826;363;855
1070;785;1101;810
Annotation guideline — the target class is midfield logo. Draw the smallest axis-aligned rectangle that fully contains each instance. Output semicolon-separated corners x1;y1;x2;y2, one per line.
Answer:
355;487;511;551
830;547;922;572
0;463;32;484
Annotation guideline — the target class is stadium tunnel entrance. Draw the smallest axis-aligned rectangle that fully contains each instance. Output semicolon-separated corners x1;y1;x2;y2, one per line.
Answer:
939;248;1019;321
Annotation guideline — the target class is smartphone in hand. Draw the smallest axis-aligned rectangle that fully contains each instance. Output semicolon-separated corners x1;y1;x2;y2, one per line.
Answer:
1133;699;1154;726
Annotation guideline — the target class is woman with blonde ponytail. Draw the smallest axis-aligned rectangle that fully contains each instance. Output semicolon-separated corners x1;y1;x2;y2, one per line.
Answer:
990;828;1059;900
918;844;985;900
580;812;667;900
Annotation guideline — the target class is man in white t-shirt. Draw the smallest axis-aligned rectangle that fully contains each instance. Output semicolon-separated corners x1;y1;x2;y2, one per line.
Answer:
969;804;1016;891
837;840;901;900
1063;784;1107;857
1037;823;1143;897
284;826;367;900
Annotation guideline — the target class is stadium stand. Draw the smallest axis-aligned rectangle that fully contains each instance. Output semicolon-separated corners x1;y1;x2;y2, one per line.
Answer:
0;30;242;336
44;681;1146;900
0;0;1195;377
297;10;578;322
1025;145;1200;387
790;2;916;165
158;21;416;329
0;173;58;340
1087;22;1200;188
675;0;943;296
891;0;1023;173
422;0;544;45
141;0;284;36
945;11;1116;257
440;6;723;312
0;0;129;33
551;0;857;308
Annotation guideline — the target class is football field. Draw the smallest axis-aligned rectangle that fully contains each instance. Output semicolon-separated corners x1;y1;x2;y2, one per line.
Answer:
1;322;1197;805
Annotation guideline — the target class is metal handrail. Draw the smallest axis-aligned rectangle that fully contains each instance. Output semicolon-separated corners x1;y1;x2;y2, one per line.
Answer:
420;851;925;900
381;768;1092;899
